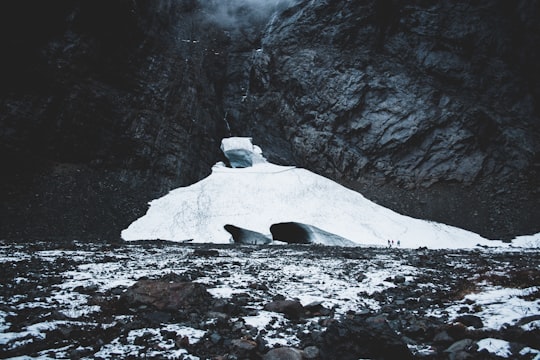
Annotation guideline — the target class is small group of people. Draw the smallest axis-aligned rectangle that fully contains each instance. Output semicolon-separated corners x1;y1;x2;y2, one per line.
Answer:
387;239;400;248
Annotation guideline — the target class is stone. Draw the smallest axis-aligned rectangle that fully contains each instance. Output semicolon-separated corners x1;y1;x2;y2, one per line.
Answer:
304;301;331;317
302;346;320;359
433;330;454;344
264;300;305;319
210;332;221;344
122;280;211;311
443;338;479;360
192;249;220;257
263;347;303;360
232;339;257;351
444;339;477;354
320;315;413;359
455;315;484;329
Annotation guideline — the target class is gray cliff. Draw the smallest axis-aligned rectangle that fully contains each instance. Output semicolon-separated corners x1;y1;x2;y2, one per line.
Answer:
1;0;538;241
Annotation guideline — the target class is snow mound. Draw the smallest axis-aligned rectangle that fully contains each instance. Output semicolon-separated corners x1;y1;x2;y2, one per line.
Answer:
121;138;520;249
511;233;540;248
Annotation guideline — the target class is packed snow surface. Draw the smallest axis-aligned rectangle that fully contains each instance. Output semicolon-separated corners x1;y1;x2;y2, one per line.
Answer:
122;138;539;249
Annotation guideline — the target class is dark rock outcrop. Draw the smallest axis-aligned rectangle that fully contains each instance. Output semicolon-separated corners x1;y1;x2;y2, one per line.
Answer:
228;0;540;239
264;299;305;319
319;315;413;359
1;1;229;240
1;0;538;241
263;347;303;360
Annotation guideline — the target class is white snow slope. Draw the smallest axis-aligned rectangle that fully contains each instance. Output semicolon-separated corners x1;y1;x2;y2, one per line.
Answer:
122;152;540;248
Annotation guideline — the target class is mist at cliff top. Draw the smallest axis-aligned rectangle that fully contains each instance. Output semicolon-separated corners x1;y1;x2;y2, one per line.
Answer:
202;0;300;29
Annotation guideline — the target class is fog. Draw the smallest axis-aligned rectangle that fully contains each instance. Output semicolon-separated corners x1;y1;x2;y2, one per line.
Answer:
201;0;300;29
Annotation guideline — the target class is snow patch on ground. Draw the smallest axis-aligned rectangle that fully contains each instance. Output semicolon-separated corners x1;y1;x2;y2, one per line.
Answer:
94;326;204;360
512;233;540;248
430;286;540;329
477;338;540;359
477;338;512;357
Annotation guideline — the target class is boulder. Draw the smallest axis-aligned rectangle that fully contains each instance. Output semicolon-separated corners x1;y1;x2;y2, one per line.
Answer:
122;280;211;311
263;347;303;360
264;300;305;319
444;339;478;360
455;315;484;329
320;315;413;359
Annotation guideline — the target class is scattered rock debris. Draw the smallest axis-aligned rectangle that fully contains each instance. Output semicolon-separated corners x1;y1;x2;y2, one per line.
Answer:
1;241;539;359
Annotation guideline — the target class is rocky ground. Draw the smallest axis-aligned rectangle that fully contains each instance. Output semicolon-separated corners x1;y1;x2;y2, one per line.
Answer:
1;240;539;359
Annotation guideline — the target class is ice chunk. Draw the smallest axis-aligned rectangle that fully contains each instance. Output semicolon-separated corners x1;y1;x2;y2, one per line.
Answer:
220;137;266;168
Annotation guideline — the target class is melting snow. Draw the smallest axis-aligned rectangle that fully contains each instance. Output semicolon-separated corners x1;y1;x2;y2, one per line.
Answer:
123;137;539;249
477;338;512;357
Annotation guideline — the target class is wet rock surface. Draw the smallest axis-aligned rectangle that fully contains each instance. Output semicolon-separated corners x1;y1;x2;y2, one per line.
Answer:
1;240;539;359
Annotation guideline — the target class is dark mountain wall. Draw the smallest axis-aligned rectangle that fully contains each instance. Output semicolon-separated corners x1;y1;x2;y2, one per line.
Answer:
1;1;229;240
226;0;540;239
1;0;538;241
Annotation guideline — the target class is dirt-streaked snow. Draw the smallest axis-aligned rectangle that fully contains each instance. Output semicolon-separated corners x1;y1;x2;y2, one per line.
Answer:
122;138;539;249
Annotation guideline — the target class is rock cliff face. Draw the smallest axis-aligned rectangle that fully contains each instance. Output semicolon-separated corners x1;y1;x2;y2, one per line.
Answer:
1;1;229;240
225;0;540;239
1;0;538;241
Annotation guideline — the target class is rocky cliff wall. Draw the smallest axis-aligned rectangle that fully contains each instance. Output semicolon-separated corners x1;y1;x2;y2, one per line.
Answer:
1;1;229;240
1;0;538;241
227;0;540;239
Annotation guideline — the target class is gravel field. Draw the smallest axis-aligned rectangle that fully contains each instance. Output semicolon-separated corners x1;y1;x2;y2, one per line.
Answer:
1;240;539;359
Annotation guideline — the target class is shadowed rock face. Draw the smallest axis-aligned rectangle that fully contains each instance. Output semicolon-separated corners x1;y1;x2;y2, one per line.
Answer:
1;0;538;241
1;1;229;240
228;0;540;239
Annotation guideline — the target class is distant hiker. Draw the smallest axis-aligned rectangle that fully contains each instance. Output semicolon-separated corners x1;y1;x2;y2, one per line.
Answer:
391;239;395;247
388;239;391;248
397;240;401;247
